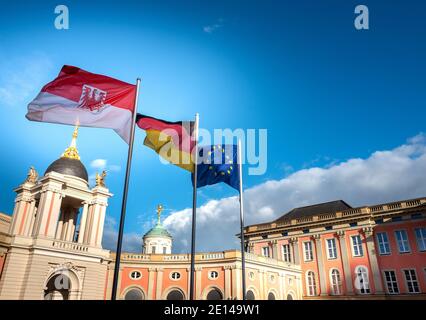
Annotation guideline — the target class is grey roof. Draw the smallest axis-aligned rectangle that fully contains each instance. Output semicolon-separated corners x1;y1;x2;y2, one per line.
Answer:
45;157;89;182
274;200;352;222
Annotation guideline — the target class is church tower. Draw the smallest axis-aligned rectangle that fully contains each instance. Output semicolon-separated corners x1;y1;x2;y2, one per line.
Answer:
142;205;172;254
0;126;112;300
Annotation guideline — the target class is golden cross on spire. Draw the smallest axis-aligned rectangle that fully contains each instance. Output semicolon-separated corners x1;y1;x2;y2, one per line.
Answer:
156;204;163;224
61;124;81;160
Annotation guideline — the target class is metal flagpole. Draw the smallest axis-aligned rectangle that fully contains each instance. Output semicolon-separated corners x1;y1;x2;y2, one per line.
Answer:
111;78;141;300
238;139;247;300
189;113;199;300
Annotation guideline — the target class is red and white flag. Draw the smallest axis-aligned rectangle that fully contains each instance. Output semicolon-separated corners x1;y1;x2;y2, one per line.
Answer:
26;65;137;143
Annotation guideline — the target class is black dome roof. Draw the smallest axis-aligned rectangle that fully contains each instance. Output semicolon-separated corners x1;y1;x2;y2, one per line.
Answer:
45;157;88;182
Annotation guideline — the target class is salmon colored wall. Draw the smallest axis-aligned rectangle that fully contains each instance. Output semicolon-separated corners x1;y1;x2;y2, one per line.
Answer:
298;235;322;296
162;268;188;298
201;267;225;297
120;267;150;298
375;220;426;294
321;234;346;295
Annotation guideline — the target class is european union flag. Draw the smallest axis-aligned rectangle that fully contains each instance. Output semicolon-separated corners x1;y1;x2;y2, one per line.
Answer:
192;144;240;191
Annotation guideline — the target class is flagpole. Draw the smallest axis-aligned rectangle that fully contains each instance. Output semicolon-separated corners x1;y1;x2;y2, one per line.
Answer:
111;78;141;300
189;113;199;300
238;139;247;300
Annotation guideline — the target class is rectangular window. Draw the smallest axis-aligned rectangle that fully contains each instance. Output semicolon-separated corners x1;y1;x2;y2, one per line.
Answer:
304;241;313;261
351;235;363;257
404;269;420;293
415;228;426;252
262;246;270;257
376;232;391;255
163;247;167;254
395;230;411;253
326;238;337;259
383;271;399;294
152;246;156;254
282;244;291;263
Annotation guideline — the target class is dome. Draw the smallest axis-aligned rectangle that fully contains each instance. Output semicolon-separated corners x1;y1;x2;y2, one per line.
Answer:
45;157;88;182
44;125;88;182
143;223;172;239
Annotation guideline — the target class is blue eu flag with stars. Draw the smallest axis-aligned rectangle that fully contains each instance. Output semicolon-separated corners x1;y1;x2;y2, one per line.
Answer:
192;144;240;191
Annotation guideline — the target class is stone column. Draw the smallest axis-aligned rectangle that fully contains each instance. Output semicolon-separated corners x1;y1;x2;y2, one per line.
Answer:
290;237;300;264
336;230;354;295
156;267;164;299
313;234;327;296
83;205;94;244
55;210;64;239
271;240;278;259
87;205;99;246
147;267;156;299
195;266;202;299
362;227;384;294
23;200;36;236
77;202;89;244
65;207;76;242
95;205;107;247
224;266;232;299
258;269;265;300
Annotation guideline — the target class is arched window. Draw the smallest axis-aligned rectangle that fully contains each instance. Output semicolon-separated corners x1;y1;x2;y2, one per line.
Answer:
355;266;370;294
286;294;294;300
44;274;71;300
124;288;144;300
306;271;317;296
267;292;276;300
206;288;223;300
166;289;185;300
330;269;342;295
246;290;255;300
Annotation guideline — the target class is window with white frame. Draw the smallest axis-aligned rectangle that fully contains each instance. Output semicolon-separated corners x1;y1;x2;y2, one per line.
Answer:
415;228;426;252
376;232;391;255
129;270;142;280
306;271;317;296
170;272;181;280
208;271;219;280
395;230;410;253
403;269;420;293
355;266;370;294
330;269;342;295
383;270;399;294
351;235;363;257
262;246;270;258
282;244;291;263
326;238;337;259
303;241;313;261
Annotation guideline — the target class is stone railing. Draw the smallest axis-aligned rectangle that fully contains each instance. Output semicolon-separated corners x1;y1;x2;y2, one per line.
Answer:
245;197;426;233
200;252;224;260
163;254;190;261
51;240;89;252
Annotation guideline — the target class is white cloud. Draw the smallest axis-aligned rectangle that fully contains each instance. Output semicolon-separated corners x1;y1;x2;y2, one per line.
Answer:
0;52;53;107
162;133;426;253
102;216;142;253
89;159;121;186
90;159;107;170
203;18;224;34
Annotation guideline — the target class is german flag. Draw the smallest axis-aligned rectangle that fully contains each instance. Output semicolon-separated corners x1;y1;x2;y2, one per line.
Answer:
136;114;195;172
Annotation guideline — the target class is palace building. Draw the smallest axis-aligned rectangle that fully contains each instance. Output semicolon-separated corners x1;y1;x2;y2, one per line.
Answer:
0;126;425;300
0;127;301;300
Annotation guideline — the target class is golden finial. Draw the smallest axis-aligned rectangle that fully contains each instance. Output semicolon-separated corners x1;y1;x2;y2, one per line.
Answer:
95;170;107;187
25;166;38;184
156;204;163;224
61;124;80;160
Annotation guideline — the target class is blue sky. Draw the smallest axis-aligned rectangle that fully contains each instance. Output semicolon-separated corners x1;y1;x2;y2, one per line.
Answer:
0;0;425;253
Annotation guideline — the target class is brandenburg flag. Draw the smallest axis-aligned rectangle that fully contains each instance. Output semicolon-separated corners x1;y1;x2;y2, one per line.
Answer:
136;114;195;172
26;65;137;143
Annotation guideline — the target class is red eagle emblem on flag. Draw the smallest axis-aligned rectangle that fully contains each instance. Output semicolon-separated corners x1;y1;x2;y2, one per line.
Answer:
78;84;107;113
